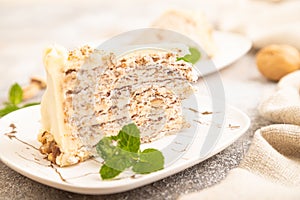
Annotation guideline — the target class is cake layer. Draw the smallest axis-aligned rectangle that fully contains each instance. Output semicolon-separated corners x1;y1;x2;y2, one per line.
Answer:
39;45;198;166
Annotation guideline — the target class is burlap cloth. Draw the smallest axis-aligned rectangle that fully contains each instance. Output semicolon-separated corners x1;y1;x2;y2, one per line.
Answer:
179;71;300;199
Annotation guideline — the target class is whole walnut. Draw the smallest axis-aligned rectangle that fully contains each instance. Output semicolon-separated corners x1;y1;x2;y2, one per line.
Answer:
256;44;300;81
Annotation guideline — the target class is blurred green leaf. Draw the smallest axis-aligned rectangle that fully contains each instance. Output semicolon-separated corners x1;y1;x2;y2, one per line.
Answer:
0;105;19;117
177;47;201;64
9;83;23;105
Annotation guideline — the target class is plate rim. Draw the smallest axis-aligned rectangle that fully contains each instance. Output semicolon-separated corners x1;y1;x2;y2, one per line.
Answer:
0;97;250;195
207;31;252;75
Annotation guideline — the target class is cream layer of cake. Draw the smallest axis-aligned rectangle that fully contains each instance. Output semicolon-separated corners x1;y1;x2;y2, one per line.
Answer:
39;45;198;166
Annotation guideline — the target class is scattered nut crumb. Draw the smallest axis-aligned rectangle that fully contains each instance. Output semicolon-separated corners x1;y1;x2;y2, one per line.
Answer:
201;111;213;115
228;124;240;129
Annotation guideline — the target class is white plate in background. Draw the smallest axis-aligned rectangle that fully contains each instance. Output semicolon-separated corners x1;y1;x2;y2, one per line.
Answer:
196;31;252;76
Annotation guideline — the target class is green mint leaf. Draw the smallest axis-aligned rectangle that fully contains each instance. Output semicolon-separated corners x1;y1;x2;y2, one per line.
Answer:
22;102;40;108
105;152;133;171
97;123;165;180
132;148;164;174
96;137;119;161
110;135;119;141
0;105;19;117
117;123;140;153
0;83;40;118
176;47;201;64
3;102;13;106
9;83;23;105
100;164;122;180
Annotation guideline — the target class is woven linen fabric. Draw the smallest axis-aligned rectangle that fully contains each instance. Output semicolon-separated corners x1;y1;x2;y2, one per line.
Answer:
179;70;300;199
179;125;300;200
259;70;300;125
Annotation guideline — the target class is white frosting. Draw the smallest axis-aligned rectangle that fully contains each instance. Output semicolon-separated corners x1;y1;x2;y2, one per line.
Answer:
41;45;87;166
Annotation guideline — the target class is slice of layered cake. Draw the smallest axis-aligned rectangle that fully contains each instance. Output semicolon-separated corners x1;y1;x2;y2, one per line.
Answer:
38;45;198;166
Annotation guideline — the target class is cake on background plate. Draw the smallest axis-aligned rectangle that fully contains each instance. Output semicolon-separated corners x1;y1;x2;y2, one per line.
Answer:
151;10;217;58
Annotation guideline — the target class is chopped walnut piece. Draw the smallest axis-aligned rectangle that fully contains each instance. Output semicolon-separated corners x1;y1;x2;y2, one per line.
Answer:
38;131;61;164
150;98;163;107
22;76;46;100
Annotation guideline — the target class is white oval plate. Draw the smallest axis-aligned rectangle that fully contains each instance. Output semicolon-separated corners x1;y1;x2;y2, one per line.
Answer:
0;95;250;195
196;31;252;76
213;31;252;69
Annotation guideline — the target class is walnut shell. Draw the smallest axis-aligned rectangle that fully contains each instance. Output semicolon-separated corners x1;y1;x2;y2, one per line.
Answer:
256;44;300;81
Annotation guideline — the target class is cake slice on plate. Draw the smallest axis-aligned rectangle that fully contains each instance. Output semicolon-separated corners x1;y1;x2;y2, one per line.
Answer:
38;45;198;166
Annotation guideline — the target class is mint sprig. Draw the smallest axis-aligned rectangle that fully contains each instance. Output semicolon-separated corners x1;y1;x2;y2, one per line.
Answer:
0;104;19;117
9;83;23;105
0;83;40;117
118;123;140;153
99;164;122;180
176;47;201;64
132;148;164;174
96;123;165;180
